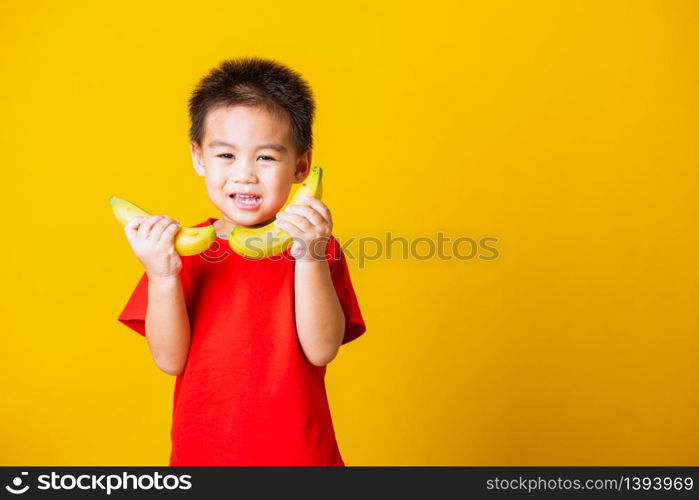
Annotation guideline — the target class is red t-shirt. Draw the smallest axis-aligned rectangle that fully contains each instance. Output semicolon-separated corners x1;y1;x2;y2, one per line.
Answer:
118;217;366;466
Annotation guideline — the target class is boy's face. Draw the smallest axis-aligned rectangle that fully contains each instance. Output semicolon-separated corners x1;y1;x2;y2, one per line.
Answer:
190;104;311;230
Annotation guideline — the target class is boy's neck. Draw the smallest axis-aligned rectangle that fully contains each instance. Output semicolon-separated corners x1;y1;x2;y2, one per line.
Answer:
213;218;234;238
213;216;277;237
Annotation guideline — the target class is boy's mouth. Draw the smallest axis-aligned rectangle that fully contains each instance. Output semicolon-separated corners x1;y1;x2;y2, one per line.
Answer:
230;193;262;211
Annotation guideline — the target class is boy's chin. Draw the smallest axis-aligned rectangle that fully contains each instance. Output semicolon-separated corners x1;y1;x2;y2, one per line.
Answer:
226;211;276;229
246;217;276;229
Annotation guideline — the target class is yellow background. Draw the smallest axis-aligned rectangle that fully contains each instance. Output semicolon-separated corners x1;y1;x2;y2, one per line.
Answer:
1;0;697;465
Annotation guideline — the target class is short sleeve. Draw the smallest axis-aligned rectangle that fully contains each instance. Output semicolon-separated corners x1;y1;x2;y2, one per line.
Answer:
118;262;193;337
326;235;367;345
118;272;149;336
117;221;208;337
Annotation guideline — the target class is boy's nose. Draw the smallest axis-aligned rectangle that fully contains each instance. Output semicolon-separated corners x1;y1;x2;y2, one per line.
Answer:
232;163;258;184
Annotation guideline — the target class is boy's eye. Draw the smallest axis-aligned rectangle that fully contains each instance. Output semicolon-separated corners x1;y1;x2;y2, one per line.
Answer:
217;154;276;161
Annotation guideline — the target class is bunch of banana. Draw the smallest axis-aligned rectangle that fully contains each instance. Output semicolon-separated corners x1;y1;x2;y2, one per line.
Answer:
229;166;323;259
109;166;323;259
108;196;216;256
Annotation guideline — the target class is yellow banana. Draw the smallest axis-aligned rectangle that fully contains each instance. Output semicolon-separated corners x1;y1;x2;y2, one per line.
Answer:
229;166;323;259
109;196;216;256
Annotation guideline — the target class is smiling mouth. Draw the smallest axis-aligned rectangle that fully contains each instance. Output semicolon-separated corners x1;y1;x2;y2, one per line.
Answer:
231;193;260;202
230;193;262;210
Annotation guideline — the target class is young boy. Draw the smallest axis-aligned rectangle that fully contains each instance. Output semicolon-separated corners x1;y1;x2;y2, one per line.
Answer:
117;57;367;466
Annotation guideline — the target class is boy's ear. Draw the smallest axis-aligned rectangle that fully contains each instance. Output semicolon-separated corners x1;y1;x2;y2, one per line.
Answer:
293;149;312;182
190;142;206;177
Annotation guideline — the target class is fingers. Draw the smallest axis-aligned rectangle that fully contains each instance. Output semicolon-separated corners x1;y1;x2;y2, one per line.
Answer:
136;215;164;241
280;198;333;233
158;220;181;248
276;211;315;232
282;204;326;229
274;200;332;261
124;216;146;240
274;217;303;237
301;195;332;226
126;215;179;246
149;216;177;242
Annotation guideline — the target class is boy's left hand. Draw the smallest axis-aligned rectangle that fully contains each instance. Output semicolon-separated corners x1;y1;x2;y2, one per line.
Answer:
274;195;332;262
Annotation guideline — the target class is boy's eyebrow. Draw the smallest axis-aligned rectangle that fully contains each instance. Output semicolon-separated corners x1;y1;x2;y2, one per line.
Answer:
208;140;288;153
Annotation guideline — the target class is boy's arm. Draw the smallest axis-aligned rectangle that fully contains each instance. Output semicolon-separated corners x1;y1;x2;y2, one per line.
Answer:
275;195;345;366
125;215;192;376
145;275;191;375
293;260;345;366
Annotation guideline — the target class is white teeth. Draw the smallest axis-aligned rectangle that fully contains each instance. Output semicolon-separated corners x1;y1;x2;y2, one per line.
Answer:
233;194;260;205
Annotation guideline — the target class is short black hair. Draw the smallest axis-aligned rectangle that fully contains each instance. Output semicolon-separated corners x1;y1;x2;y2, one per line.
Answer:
188;56;315;156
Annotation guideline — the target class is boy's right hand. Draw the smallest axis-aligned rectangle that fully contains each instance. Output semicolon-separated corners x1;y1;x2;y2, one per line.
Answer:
124;215;182;280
